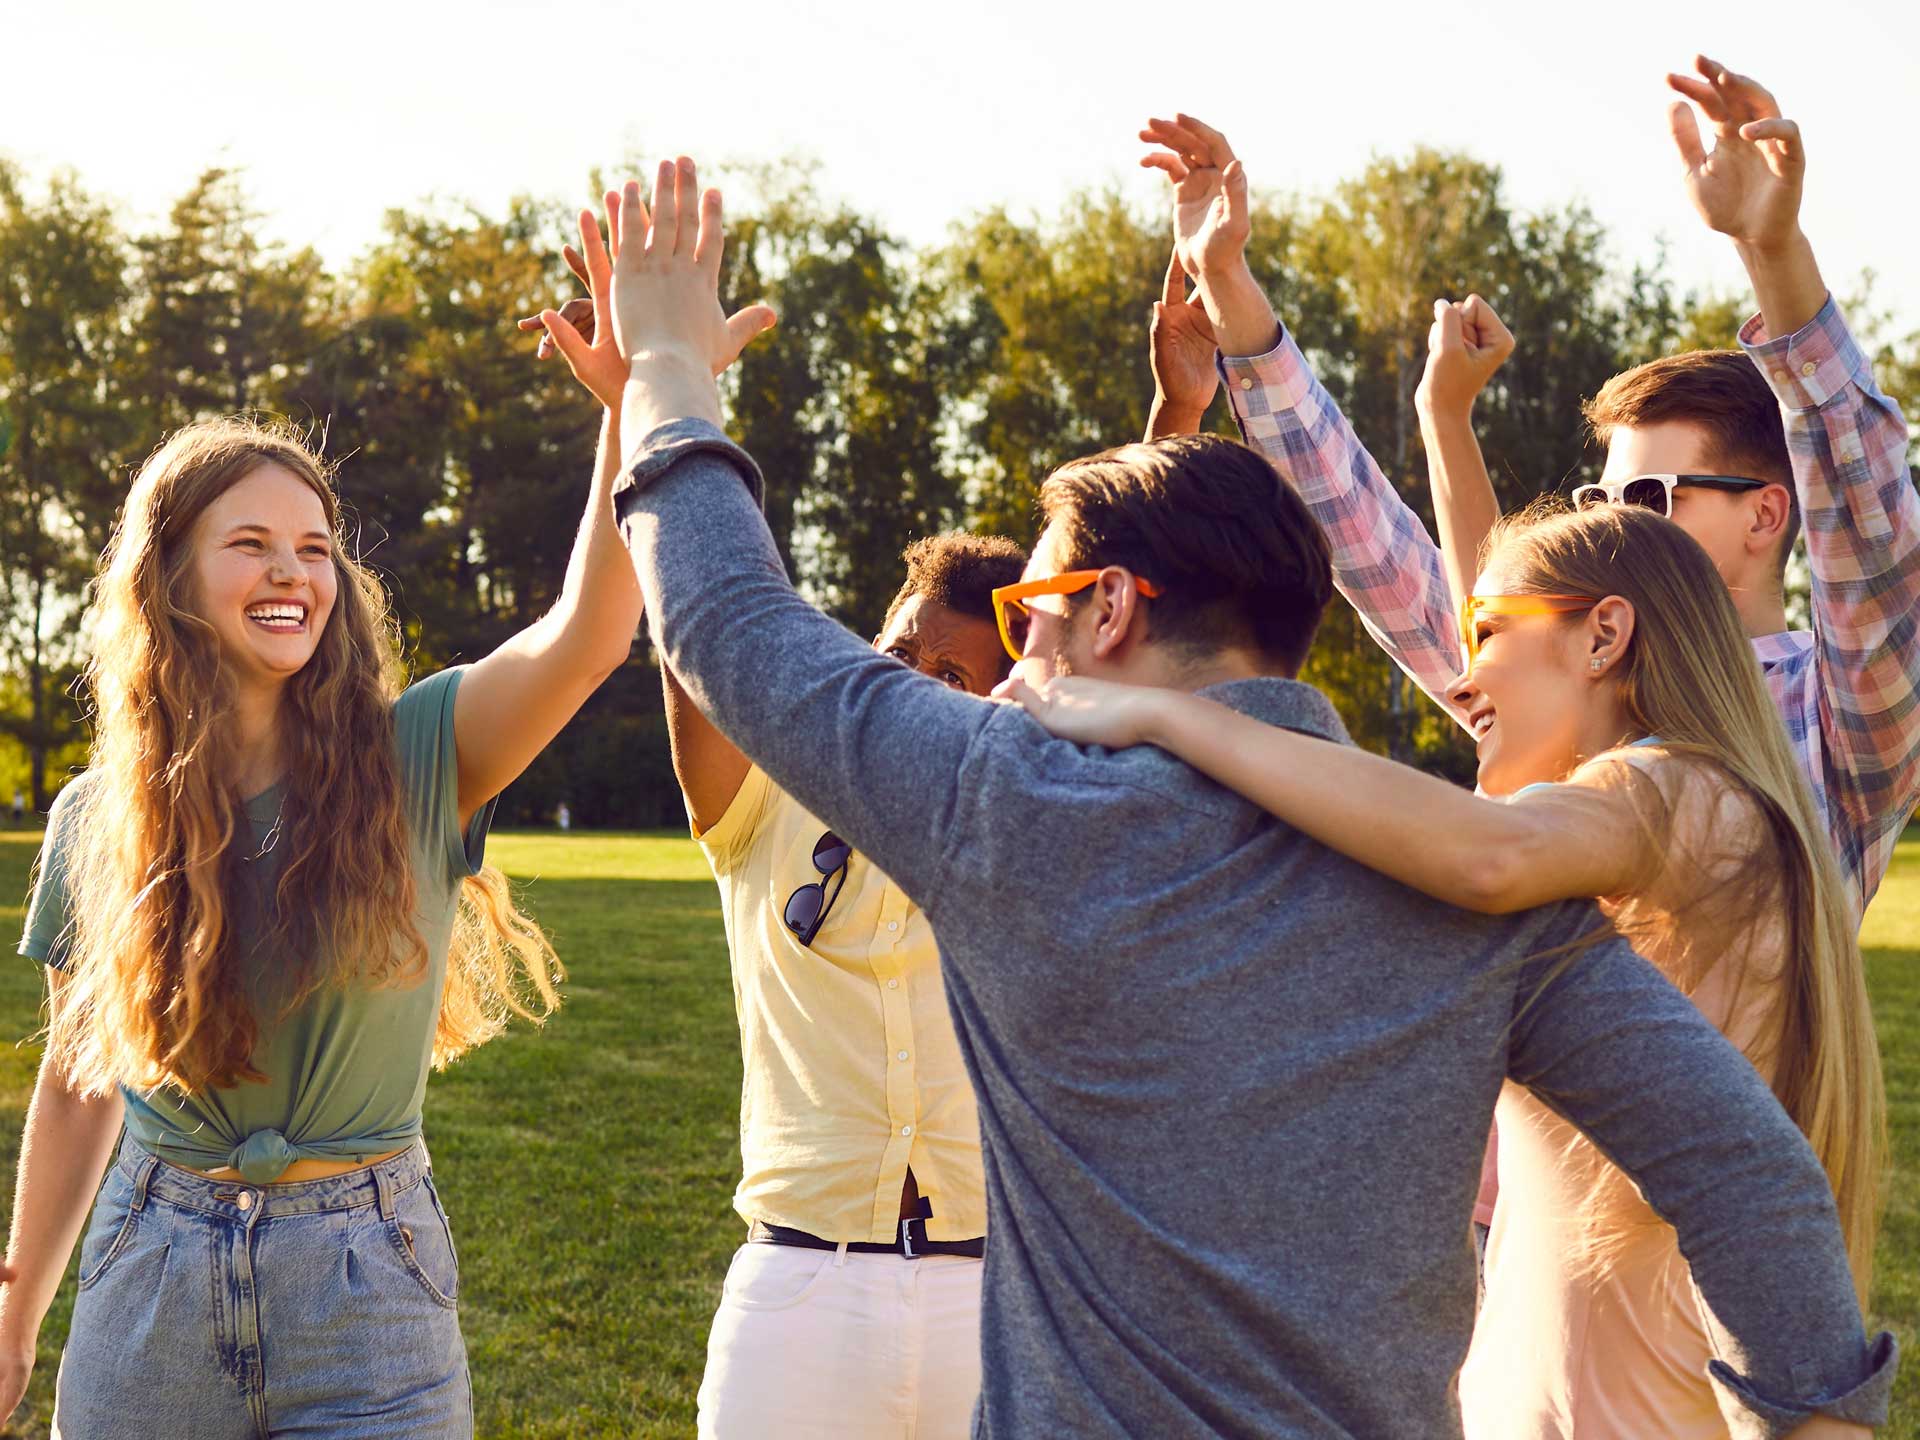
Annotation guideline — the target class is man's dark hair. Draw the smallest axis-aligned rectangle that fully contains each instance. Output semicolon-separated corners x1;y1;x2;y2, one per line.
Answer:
1038;434;1333;675
882;531;1029;631
1583;350;1800;571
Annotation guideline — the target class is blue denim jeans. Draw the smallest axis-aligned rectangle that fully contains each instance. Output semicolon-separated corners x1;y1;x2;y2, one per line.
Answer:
54;1137;471;1439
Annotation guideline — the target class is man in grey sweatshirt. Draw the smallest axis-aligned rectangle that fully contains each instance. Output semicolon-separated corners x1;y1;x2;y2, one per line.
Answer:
605;166;1894;1439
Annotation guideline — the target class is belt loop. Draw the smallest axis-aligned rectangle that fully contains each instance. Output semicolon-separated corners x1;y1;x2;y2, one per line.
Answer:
833;1241;849;1269
372;1154;399;1220
129;1152;159;1212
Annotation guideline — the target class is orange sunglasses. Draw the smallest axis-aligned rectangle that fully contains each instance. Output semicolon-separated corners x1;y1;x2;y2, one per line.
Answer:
991;570;1164;663
1457;592;1598;672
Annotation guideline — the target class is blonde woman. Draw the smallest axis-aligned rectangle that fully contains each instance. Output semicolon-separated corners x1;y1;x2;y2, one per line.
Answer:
1004;503;1886;1439
0;397;639;1434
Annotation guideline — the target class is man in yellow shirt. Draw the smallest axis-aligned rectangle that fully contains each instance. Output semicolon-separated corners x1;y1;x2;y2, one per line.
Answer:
673;532;1025;1439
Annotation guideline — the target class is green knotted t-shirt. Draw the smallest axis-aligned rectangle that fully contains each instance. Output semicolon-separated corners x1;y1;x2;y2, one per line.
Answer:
17;666;495;1184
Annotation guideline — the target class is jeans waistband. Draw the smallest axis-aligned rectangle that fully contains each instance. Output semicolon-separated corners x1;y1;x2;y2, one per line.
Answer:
115;1134;432;1221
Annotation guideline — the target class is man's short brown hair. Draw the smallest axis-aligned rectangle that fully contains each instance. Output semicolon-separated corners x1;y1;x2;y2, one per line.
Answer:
1583;350;1799;564
1038;434;1333;675
882;531;1029;632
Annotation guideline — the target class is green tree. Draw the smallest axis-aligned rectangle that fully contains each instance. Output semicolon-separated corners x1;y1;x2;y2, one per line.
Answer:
0;163;136;809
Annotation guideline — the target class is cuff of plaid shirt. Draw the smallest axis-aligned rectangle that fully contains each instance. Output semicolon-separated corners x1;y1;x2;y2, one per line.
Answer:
1708;1329;1897;1438
1216;325;1312;414
1737;294;1867;412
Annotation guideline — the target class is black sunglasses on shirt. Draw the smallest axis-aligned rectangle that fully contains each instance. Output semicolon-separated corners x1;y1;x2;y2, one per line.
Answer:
784;831;852;946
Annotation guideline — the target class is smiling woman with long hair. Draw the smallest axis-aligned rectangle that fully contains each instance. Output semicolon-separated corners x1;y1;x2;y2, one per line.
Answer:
1004;501;1886;1439
0;400;640;1435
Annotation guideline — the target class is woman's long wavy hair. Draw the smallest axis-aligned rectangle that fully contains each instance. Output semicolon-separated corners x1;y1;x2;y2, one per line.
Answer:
1491;501;1886;1305
50;417;562;1097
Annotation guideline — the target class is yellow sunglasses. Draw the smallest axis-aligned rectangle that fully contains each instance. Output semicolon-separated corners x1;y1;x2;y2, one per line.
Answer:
1457;592;1599;673
991;570;1164;664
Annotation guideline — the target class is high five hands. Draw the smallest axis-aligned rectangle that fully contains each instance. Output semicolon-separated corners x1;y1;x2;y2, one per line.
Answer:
1139;115;1277;360
1147;251;1219;438
519;164;776;412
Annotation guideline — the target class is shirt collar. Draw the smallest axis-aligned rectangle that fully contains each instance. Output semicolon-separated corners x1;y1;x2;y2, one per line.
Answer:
1750;630;1813;669
1194;677;1353;746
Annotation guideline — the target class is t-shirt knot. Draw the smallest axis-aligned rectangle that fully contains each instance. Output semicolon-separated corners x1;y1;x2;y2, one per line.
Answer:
231;1129;299;1184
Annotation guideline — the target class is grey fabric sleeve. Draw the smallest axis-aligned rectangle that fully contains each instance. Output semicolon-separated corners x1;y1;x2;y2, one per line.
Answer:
1506;925;1896;1435
611;418;994;905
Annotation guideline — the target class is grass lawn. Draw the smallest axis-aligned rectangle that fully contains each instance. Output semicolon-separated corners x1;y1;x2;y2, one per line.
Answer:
0;826;1913;1436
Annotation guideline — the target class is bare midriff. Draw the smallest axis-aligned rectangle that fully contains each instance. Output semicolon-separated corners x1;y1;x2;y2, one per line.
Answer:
189;1147;411;1185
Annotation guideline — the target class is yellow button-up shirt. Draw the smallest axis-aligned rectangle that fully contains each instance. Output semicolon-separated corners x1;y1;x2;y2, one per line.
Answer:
697;764;986;1243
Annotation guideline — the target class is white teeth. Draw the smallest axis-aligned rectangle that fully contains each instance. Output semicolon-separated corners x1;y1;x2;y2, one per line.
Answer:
245;604;307;625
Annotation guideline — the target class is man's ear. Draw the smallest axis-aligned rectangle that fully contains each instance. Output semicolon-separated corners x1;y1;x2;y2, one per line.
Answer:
1744;482;1795;557
1087;568;1146;661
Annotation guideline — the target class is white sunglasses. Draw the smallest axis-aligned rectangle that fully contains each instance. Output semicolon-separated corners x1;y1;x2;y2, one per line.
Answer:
1570;473;1769;517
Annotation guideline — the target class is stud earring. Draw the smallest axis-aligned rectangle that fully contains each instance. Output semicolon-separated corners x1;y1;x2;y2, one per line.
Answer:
1590;656;1607;671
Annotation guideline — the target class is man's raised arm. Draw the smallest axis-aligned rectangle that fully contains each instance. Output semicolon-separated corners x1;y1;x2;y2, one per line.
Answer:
1139;114;1467;716
1670;56;1920;896
606;160;989;903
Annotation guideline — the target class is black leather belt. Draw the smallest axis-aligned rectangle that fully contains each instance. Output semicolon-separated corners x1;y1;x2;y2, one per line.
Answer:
748;1217;984;1260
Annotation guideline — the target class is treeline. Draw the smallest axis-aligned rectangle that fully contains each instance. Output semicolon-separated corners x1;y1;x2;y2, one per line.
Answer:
3;154;1917;824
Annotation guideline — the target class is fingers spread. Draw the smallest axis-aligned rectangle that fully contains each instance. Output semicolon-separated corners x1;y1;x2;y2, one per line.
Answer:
1667;100;1710;171
695;186;725;276
577;208;613;289
1173;113;1237;165
1666;72;1724;120
647;162;675;253
605;189;627;257
1220;159;1248;227
563;240;591;290
539;309;589;367
674;156;700;257
722;304;778;368
618;181;648;270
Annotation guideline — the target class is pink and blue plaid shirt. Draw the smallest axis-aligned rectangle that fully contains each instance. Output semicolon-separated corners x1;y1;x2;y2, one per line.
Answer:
1221;296;1920;913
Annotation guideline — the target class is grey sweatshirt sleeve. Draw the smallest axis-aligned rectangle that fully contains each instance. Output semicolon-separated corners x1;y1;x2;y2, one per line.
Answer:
610;417;993;904
1507;923;1896;1436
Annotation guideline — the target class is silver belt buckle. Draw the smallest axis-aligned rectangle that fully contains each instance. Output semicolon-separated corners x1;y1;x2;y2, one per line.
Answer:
898;1216;917;1258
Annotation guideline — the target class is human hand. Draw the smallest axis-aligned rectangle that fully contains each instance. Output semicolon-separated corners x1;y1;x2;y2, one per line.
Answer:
610;159;775;380
992;674;1174;751
1149;250;1219;431
1666;56;1804;254
1139;114;1250;282
1414;295;1514;420
527;183;775;409
0;1321;33;1425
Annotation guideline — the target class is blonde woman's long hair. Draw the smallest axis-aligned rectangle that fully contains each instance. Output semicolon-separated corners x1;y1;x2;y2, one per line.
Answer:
1491;501;1886;1305
49;416;562;1097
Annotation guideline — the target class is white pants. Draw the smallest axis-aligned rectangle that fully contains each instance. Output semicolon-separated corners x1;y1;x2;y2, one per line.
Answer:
697;1243;984;1439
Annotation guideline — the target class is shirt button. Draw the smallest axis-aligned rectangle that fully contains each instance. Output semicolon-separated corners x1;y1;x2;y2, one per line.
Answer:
1238;377;1253;391
897;1050;910;1061
1801;361;1817;377
236;1192;254;1212
886;921;898;932
887;979;899;989
901;1125;914;1137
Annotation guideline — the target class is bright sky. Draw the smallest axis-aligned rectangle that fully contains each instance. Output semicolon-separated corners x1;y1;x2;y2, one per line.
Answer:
5;0;1916;337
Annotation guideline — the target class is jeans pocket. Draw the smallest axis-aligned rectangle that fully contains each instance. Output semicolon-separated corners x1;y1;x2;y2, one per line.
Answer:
75;1168;140;1292
387;1173;460;1309
720;1245;838;1312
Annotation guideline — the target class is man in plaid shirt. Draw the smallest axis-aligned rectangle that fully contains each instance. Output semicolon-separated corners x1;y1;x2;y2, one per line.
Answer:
1140;60;1920;915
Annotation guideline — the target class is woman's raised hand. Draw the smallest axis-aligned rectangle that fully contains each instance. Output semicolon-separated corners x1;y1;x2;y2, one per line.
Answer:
520;173;775;409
